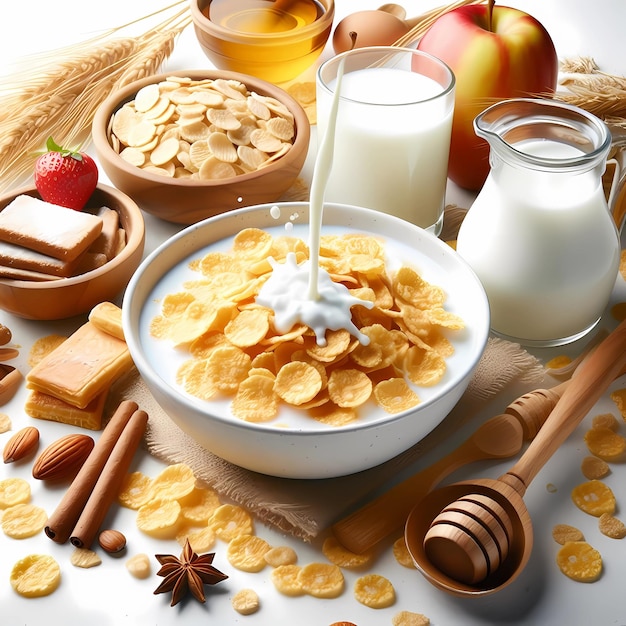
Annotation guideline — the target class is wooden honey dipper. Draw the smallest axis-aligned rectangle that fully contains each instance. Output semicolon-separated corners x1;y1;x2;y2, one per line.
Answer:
332;354;626;554
404;319;626;597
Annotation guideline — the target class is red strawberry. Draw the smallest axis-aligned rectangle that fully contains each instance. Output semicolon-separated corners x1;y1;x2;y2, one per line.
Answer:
34;137;98;211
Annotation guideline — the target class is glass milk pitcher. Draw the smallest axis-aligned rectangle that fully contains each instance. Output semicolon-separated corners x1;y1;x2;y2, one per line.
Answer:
456;98;622;347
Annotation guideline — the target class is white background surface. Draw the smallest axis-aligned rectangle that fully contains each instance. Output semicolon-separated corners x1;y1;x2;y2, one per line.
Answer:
1;1;626;625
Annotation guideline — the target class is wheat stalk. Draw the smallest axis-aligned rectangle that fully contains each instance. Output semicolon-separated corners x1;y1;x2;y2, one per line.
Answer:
554;57;626;122
0;1;191;194
392;0;487;48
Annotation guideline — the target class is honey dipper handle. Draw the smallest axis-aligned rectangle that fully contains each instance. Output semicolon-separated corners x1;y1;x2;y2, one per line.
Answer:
504;319;626;493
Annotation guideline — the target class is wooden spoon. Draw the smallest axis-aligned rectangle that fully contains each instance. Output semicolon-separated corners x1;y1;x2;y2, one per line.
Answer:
332;413;524;553
405;319;626;597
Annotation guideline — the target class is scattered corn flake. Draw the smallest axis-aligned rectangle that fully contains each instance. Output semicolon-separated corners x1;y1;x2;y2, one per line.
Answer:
545;355;573;370
227;534;271;572
176;525;216;554
231;588;260;615
552;523;585;545
556;541;602;582
70;548;102;568
10;554;61;597
1;503;47;538
126;553;151;579
264;545;298;567
0;477;31;508
354;573;396;609
584;425;626;461
271;564;304;596
146;463;196;502
297;562;344;599
571;480;616;517
179;486;221;524
0;412;11;433
392;536;416;569
581;455;610;480
392;610;431;626
136;498;181;539
117;471;153;509
591;413;620;431
546;483;558;493
322;535;375;569
208;504;253;541
598;512;626;539
610;388;626;419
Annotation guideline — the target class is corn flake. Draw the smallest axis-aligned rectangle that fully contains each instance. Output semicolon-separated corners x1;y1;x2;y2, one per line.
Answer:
298;562;344;599
146;463;196;503
392;611;431;626
598;512;626;539
556;541;602;582
136;498;181;538
354;573;396;609
71;548;102;568
551;523;585;545
10;554;61;597
117;472;154;510
571;480;616;517
392;536;416;569
2;503;47;538
584;426;626;461
0;477;31;508
271;564;304;596
227;534;271;572
264;545;298;567
581;455;610;480
610;388;626;419
231;588;260;615
208;504;253;541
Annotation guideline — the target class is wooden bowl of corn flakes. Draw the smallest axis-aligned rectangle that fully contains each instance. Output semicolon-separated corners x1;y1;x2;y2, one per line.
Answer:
122;202;490;479
92;70;311;225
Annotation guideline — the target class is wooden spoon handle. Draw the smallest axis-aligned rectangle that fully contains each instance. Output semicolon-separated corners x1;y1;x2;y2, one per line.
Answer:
332;414;523;553
332;438;480;553
502;319;626;494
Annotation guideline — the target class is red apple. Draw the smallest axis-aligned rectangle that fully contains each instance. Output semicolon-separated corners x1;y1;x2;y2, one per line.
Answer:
417;2;558;191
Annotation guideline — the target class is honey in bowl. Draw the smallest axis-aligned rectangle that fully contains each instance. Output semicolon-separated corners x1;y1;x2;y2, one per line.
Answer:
205;0;324;34
192;0;334;83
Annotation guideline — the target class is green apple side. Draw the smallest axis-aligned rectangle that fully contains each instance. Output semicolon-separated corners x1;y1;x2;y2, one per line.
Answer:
417;3;558;191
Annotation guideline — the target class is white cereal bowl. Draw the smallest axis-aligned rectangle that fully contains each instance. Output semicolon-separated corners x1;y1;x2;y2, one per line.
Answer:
122;202;490;479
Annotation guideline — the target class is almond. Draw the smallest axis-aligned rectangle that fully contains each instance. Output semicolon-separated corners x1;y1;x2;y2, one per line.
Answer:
3;426;40;463
32;433;95;481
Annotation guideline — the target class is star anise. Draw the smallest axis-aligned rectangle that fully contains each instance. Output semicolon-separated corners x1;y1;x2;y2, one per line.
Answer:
153;539;228;606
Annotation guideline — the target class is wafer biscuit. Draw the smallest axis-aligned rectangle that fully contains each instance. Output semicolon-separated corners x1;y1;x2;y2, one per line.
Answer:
0;264;62;281
26;320;133;408
0;241;79;277
88;207;120;261
0;195;102;261
25;388;109;430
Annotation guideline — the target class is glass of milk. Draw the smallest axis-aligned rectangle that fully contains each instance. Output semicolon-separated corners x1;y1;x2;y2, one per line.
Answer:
456;98;621;347
316;47;455;235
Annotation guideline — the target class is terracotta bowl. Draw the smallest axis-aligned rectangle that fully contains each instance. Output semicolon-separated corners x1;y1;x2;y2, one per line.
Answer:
190;0;334;84
0;184;145;320
123;202;490;479
92;70;311;225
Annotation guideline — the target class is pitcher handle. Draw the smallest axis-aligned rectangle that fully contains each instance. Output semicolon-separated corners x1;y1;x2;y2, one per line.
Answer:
608;127;626;232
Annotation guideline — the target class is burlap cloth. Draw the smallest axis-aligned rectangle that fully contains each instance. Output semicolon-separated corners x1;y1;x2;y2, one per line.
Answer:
109;200;549;542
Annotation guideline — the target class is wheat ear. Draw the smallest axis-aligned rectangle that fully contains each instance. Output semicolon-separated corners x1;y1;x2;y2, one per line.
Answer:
0;1;190;194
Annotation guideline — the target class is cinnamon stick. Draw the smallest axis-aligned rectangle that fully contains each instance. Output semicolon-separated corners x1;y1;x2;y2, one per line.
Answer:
45;400;138;543
70;408;148;548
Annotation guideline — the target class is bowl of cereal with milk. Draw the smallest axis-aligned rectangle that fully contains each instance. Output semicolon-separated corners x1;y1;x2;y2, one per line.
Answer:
92;70;310;224
123;202;489;478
